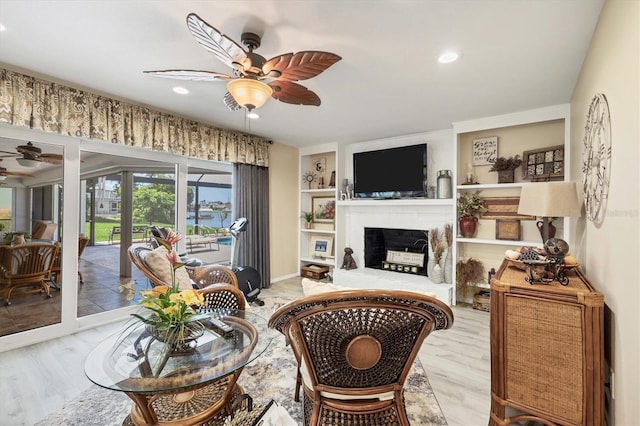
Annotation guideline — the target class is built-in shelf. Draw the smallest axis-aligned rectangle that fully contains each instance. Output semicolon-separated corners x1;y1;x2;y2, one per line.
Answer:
300;257;335;266
337;198;453;207
457;183;525;190
301;229;335;235
301;188;337;193
457;237;542;247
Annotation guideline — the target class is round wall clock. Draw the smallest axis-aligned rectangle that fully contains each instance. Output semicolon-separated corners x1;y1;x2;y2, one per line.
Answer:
582;93;612;222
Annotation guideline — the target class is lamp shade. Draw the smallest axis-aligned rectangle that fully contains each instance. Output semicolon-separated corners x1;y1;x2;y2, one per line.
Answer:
517;182;581;218
226;78;273;110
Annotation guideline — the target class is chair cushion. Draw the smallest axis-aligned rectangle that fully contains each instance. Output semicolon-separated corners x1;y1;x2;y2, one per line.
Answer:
299;358;395;401
143;246;192;291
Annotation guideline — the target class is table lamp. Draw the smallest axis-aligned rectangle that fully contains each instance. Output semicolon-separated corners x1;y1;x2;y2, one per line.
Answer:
517;182;581;244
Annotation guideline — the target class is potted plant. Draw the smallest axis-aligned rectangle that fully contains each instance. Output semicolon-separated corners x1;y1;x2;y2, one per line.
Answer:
457;191;486;238
456;257;485;298
488;155;523;183
301;211;314;229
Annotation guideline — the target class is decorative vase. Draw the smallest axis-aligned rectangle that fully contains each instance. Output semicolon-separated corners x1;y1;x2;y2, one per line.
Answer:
431;264;444;284
459;216;478;238
443;248;453;284
146;321;205;353
11;234;25;245
497;169;515;184
427;246;436;278
305;221;313;229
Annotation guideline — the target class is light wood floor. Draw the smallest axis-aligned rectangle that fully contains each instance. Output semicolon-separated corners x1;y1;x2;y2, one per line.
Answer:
0;277;491;425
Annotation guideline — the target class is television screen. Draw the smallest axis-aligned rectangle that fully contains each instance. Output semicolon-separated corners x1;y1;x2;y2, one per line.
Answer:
353;144;427;199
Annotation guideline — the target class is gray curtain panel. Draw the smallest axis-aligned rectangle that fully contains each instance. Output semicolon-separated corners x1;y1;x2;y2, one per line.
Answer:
233;163;271;288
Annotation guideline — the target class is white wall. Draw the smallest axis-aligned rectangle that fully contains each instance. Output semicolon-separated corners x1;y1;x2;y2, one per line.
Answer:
570;0;639;423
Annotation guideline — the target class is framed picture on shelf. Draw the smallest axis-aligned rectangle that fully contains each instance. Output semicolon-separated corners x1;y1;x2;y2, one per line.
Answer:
480;197;536;220
522;145;565;181
495;219;521;240
472;136;498;165
310;235;334;258
312;196;335;224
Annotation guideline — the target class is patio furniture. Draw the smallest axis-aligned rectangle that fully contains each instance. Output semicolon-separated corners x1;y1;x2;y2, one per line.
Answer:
269;289;454;426
31;220;57;240
50;235;90;287
0;242;58;305
108;226;148;244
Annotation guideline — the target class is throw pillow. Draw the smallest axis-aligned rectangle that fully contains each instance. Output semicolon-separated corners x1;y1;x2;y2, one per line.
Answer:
143;246;192;291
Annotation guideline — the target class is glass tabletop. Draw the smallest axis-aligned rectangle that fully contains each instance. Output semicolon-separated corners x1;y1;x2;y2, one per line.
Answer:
84;309;274;394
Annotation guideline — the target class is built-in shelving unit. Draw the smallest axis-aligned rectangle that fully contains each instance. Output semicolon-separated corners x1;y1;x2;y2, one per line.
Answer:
452;104;571;303
298;143;339;274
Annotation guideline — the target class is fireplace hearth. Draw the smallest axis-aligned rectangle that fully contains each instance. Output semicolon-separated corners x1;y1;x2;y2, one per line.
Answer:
364;227;429;276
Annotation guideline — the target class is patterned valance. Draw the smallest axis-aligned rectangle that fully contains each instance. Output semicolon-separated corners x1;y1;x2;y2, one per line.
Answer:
0;68;269;166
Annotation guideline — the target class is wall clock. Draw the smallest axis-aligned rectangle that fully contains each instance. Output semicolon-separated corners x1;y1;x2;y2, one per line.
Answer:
582;93;612;222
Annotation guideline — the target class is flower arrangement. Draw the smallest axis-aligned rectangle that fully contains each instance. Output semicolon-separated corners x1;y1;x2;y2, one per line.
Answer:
457;191;486;218
488;155;523;172
131;230;206;344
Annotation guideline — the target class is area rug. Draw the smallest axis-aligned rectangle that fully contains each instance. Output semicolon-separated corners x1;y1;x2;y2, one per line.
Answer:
36;295;447;425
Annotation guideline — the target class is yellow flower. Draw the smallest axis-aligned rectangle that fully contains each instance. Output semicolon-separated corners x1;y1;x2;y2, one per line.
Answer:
163;305;179;316
181;289;203;306
169;292;182;303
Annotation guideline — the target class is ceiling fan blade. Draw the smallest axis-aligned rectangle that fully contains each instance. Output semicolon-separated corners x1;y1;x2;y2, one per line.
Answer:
41;154;63;165
2;170;34;178
223;92;242;111
186;13;247;70
143;69;233;82
269;81;321;106
263;51;342;81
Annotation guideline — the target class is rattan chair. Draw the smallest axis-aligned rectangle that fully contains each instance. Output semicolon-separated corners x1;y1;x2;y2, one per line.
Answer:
0;242;58;305
50;235;90;286
269;289;454;426
188;264;238;289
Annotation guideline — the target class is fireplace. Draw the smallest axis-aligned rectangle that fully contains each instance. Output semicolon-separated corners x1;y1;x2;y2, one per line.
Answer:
364;227;429;276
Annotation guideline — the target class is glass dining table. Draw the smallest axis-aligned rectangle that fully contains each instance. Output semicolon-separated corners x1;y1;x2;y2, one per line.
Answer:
85;309;274;426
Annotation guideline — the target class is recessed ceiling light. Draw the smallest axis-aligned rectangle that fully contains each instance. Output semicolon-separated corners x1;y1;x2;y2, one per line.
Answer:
173;86;189;95
438;52;459;64
0;24;6;32
247;111;260;119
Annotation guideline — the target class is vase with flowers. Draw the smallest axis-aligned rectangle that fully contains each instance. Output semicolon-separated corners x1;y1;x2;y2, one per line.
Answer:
132;230;207;353
457;191;486;238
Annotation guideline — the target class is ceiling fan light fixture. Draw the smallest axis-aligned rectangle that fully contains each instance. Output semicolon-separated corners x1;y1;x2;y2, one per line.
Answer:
227;78;273;110
246;111;260;119
16;158;42;168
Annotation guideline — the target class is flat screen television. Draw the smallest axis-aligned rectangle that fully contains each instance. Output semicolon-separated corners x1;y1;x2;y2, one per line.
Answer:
353;144;427;199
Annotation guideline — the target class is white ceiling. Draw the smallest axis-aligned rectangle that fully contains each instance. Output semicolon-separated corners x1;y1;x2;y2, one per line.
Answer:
0;0;603;148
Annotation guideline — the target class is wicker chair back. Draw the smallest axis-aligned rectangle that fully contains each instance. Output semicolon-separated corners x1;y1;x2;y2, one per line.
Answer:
269;289;454;426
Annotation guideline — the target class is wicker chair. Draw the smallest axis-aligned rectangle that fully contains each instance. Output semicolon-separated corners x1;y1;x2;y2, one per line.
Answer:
0;242;58;305
188;264;238;289
50;235;90;286
269;289;454;426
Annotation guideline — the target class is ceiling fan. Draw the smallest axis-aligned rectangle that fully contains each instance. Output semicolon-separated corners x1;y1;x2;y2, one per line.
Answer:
144;13;342;111
0;159;35;180
0;142;63;167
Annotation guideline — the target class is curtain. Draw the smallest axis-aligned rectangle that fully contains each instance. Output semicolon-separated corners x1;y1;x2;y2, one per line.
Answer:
233;163;271;288
0;68;269;166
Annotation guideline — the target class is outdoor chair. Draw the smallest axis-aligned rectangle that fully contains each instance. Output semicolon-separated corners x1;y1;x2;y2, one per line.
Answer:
31;220;57;240
0;242;58;305
50;235;90;287
269;289;454;426
188;264;238;289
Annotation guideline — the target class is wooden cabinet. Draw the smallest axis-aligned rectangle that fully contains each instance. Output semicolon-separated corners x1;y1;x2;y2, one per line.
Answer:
489;259;604;425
